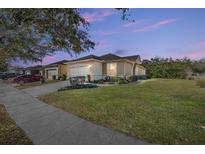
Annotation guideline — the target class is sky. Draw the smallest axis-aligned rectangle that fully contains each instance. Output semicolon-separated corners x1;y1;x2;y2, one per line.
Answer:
15;8;205;67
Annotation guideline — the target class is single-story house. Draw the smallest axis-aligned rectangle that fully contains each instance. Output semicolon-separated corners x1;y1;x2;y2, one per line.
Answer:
25;65;43;75
44;60;68;80
7;65;24;74
25;53;146;81
65;53;146;81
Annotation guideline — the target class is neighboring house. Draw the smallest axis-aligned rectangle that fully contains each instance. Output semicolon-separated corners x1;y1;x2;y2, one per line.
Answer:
25;65;43;75
44;60;68;80
65;53;146;81
7;65;24;74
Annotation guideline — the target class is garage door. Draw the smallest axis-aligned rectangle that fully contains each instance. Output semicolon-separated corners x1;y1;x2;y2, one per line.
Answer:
70;65;89;77
47;69;58;80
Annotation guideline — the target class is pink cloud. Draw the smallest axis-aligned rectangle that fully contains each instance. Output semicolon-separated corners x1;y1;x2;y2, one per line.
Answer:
133;18;177;32
195;40;205;47
123;20;144;28
42;56;56;65
93;30;119;36
81;9;116;23
179;50;205;59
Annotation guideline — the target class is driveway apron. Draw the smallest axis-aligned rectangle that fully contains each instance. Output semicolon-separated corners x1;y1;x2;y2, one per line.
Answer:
21;80;70;97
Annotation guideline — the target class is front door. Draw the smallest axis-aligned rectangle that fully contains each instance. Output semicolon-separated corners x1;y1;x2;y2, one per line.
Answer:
107;63;117;76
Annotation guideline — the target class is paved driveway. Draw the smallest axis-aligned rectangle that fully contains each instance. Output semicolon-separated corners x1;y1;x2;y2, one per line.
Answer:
21;80;70;97
0;81;148;145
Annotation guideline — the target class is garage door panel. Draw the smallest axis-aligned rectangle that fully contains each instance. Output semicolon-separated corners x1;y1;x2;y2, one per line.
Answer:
70;65;89;77
47;69;58;79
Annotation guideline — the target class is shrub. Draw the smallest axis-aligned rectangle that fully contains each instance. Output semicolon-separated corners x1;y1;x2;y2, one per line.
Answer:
128;75;138;82
187;76;194;80
52;75;56;80
58;76;62;80
62;74;67;80
103;75;109;81
40;78;45;84
114;77;129;84
137;75;148;80
58;84;98;91
110;77;115;82
196;79;205;88
93;79;104;84
87;75;91;82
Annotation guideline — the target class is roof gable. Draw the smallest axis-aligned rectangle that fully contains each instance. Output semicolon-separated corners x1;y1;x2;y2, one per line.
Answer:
123;55;140;61
25;65;43;70
99;53;121;60
46;60;69;66
66;53;141;63
69;55;101;62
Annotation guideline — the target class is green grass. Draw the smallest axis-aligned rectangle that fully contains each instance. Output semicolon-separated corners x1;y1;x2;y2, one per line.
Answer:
15;80;60;90
0;104;32;144
38;79;205;144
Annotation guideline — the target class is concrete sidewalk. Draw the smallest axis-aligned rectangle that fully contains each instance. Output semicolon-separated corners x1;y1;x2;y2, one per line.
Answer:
0;81;148;145
21;80;70;97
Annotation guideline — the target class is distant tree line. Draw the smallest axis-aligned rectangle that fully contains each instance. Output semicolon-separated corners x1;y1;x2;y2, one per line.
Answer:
142;58;205;79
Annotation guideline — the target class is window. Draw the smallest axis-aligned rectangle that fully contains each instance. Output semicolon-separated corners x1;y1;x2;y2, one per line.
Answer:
107;63;117;76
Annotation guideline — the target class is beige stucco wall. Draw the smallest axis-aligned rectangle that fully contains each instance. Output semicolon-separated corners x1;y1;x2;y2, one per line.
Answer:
92;61;103;80
44;67;59;80
124;62;133;75
103;61;134;76
135;65;146;75
136;59;141;64
66;59;145;80
117;62;124;76
59;64;68;77
102;63;107;75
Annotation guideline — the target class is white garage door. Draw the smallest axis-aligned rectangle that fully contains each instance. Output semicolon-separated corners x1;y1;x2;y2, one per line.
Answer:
70;65;89;77
47;69;58;80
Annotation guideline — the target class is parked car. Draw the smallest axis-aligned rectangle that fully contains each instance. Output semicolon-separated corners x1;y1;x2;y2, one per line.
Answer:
12;74;44;84
0;73;21;80
0;72;4;79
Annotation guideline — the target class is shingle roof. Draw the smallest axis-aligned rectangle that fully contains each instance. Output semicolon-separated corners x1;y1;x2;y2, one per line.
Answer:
69;55;102;62
45;60;69;67
122;55;140;61
99;53;140;61
68;53;140;62
25;65;43;70
99;53;121;60
25;53;141;70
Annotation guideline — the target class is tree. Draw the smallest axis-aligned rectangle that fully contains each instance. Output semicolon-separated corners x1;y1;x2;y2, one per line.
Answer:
0;8;130;70
191;59;205;74
142;57;192;79
0;50;8;72
0;9;95;63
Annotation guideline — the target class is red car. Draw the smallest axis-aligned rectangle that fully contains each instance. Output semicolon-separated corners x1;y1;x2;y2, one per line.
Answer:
12;75;44;84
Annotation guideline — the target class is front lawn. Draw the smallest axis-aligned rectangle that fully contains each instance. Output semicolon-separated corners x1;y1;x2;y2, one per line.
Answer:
0;104;32;144
38;79;205;144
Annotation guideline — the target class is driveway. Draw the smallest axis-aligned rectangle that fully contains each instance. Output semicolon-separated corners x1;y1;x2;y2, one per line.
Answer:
0;81;148;145
21;80;70;97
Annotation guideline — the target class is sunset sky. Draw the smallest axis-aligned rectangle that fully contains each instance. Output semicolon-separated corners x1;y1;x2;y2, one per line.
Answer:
16;8;205;66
